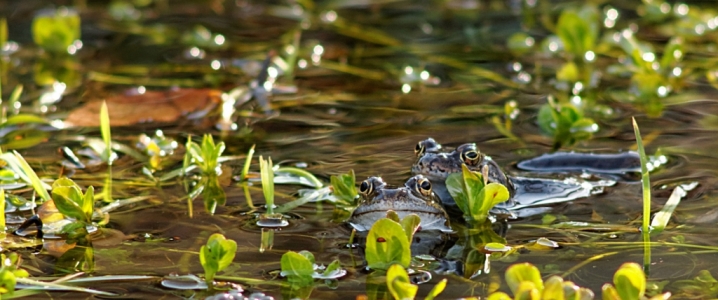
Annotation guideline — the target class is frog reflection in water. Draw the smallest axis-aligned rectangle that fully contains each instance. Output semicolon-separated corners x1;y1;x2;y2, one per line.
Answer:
348;175;451;232
411;138;640;216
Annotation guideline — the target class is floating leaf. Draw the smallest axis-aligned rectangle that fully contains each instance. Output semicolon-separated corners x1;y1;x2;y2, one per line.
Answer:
365;218;411;270
64;88;222;127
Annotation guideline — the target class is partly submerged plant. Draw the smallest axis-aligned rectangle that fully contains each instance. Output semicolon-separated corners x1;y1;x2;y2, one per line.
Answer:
51;177;95;227
199;233;237;288
488;262;594;300
330;169;358;206
386;264;446;300
185;134;226;175
365;216;418;271
32;7;81;53
280;250;345;285
603;263;671;300
537;98;598;148
0;253;29;296
446;165;510;224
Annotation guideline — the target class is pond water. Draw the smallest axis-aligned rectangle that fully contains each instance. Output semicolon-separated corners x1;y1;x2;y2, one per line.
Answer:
2;0;718;299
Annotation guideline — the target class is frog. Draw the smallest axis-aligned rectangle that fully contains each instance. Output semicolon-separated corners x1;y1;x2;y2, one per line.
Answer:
411;138;632;215
348;175;452;233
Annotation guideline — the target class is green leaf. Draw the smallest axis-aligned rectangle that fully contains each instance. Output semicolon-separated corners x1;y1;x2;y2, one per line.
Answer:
100;101;113;164
507;32;534;56
473;183;510;221
259;156;275;211
32;8;81;53
281;251;315;279
297;250;315;265
556;6;598;57
601;283;620;300
506;263;544;295
0;189;5;230
424;278;447;300
2;114;47;126
330;170;357;205
322;260;342;277
556;62;579;82
386;264;417;300
201;175;226;215
613;262;645;300
515;281;541;300
542;276;565;300
366;218;411;270
0;18;6;48
82;186;95;218
486;292;512;300
52;180;88;222
200;233;237;285
446;173;470;215
386;211;401;223
399;214;421;243
538;104;559;136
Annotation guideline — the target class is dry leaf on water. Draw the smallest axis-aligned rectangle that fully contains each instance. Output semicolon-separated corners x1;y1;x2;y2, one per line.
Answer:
64;88;222;127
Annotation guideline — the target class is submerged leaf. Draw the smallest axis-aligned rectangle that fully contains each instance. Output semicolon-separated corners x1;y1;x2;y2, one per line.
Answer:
280;251;315;280
65;88;221;127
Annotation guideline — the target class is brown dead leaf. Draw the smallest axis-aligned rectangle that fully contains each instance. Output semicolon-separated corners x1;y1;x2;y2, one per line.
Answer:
65;88;222;127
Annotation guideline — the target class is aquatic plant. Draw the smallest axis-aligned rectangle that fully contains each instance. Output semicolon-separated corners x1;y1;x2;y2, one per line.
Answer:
280;250;345;284
32;7;81;53
386;264;446;300
199;233;237;288
632;118;651;235
330;169;358;206
0;253;29;296
488;262;594;300
537;98;598;148
51;177;95;225
365;216;421;271
185;134;226;175
445;165;510;224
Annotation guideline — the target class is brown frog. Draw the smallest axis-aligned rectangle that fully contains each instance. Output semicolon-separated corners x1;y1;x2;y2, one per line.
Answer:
348;175;451;232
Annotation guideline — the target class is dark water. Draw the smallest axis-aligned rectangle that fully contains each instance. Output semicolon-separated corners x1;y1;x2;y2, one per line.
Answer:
2;0;718;298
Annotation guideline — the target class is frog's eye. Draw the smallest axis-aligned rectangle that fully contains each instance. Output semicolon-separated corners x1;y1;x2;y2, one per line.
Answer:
461;149;482;166
417;178;432;196
414;141;425;157
359;180;373;196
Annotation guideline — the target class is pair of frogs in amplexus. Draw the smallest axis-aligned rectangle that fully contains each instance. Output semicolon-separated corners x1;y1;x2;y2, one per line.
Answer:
349;137;642;232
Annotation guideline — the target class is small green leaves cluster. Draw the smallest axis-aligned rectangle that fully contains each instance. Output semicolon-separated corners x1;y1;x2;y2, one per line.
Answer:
0;253;29;296
488;262;594;300
280;250;343;285
32;7;81;53
488;262;669;300
199;233;237;287
330;170;358;206
603;263;671;300
52;177;95;225
386;264;446;300
365;214;421;271
185;134;226;175
259;155;275;211
446;164;510;223
537;99;598;148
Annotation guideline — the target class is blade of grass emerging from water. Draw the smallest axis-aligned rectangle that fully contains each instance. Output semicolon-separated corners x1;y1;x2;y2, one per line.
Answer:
240;145;255;181
633;117;651;275
0;151;52;201
0;189;5;230
632;118;651;233
100;101;113;165
259;156;274;214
